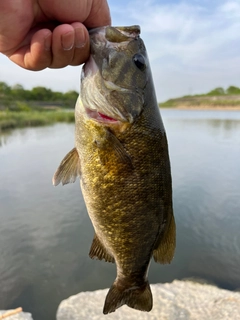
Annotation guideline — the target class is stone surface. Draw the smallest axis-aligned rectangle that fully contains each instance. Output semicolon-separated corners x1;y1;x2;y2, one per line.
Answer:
57;280;240;320
0;310;33;320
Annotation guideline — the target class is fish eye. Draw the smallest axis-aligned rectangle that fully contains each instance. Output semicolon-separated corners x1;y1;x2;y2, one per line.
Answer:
133;54;146;71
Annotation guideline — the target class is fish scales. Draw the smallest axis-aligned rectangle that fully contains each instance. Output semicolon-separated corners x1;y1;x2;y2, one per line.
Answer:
53;25;175;315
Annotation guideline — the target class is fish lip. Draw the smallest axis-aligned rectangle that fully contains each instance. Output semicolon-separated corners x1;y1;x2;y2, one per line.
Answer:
88;25;141;39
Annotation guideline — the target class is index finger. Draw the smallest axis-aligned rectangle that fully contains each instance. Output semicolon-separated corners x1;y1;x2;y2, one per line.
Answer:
84;0;111;28
40;0;111;28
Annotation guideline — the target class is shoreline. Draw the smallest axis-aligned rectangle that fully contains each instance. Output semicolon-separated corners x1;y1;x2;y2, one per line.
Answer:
0;110;74;132
161;106;240;111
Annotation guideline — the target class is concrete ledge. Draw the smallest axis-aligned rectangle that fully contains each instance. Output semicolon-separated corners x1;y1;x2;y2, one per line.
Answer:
57;280;240;320
0;310;33;320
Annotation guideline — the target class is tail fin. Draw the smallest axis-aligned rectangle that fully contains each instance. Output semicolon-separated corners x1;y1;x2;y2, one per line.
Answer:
103;281;152;314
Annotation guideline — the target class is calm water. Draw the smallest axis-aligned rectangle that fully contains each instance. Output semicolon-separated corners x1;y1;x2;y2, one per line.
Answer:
0;109;240;320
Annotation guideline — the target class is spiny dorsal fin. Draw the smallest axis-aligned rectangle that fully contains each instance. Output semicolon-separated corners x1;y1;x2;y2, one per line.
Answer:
153;209;176;264
89;234;114;263
52;148;81;186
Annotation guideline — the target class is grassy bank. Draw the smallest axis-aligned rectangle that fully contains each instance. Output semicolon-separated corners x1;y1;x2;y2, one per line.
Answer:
0;110;75;131
159;86;240;109
160;95;240;109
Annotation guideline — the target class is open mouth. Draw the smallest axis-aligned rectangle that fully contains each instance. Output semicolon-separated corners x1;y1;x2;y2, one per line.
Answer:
85;108;118;123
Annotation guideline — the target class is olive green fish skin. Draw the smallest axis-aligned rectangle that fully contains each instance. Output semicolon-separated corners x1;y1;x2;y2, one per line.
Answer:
53;25;175;314
76;100;171;275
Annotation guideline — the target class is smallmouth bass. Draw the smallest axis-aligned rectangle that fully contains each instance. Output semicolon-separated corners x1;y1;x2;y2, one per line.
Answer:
53;25;176;314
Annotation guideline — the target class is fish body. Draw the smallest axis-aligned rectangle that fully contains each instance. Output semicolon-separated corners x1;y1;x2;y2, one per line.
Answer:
53;25;175;314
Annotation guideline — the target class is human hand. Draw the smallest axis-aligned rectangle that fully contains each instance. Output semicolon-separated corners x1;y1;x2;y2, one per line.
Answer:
0;0;111;70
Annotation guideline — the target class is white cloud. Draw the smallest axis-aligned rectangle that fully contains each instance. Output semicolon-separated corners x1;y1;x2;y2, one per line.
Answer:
111;0;240;100
219;0;240;14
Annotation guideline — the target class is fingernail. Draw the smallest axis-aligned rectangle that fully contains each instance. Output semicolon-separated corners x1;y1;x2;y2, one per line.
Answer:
61;31;74;50
75;27;86;48
44;33;51;51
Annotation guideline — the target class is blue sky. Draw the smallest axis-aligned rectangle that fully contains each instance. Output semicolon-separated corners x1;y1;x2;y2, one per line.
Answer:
0;0;240;102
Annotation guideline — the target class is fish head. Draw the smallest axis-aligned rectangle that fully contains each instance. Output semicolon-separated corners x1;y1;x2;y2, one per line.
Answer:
79;25;149;126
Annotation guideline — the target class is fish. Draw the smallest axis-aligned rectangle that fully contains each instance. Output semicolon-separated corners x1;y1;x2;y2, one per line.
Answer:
53;25;176;314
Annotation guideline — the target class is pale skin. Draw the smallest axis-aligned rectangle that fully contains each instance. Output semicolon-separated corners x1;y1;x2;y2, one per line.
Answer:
0;0;111;70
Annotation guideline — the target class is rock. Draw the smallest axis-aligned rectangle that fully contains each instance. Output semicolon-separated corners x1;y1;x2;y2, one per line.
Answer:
57;280;240;320
0;310;33;320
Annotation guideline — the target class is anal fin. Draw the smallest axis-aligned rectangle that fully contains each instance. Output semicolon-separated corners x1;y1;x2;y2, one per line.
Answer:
153;209;176;264
89;234;114;263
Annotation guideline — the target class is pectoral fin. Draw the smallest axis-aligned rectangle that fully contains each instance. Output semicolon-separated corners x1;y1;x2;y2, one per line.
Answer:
108;131;133;169
95;129;133;169
153;209;176;264
89;233;114;263
52;147;81;186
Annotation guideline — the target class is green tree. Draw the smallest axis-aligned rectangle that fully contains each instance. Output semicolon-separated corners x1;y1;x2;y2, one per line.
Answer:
62;90;78;108
0;81;11;96
51;91;64;101
226;86;240;95
12;84;24;91
11;84;26;100
31;86;53;101
207;87;225;96
63;90;78;101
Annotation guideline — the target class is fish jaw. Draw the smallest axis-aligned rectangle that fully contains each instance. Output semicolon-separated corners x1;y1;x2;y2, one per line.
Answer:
79;25;149;126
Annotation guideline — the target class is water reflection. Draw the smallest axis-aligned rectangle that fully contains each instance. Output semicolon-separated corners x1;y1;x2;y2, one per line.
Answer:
0;132;10;147
165;118;240;140
0;111;240;319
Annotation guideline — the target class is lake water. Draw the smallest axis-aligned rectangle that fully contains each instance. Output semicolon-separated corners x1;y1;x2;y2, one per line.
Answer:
0;109;240;320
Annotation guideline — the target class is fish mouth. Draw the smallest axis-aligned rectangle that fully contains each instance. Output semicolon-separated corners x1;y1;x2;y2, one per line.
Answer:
85;107;119;124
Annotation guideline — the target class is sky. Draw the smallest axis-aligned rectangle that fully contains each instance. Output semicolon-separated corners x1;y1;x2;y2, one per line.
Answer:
1;0;240;102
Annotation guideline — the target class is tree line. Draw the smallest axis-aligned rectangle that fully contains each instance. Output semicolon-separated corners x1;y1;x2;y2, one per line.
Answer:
206;86;240;96
0;81;78;110
188;86;240;97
